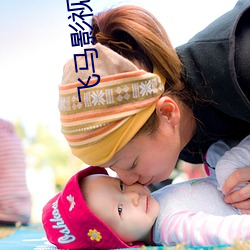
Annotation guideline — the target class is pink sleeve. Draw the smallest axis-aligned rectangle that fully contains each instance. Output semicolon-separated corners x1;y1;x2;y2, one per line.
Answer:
160;210;250;246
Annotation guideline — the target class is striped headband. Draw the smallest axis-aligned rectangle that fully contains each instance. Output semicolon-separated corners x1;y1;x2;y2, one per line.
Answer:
59;43;165;165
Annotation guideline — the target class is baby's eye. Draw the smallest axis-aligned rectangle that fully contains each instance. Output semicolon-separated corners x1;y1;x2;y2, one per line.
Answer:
120;180;124;191
118;204;123;216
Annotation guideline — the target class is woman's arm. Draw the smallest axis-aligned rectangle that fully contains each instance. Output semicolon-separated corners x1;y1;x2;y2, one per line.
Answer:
223;166;250;213
215;135;250;192
214;135;250;212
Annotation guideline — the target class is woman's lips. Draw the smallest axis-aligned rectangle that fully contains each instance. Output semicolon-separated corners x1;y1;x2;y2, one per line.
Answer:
143;177;154;186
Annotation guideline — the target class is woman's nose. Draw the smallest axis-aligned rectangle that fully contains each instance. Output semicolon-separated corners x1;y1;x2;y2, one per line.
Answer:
112;168;139;185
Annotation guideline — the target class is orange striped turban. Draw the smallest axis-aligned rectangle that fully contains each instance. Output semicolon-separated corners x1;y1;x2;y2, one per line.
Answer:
59;43;165;165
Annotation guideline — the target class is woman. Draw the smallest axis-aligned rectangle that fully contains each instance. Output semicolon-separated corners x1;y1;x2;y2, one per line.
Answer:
59;1;250;211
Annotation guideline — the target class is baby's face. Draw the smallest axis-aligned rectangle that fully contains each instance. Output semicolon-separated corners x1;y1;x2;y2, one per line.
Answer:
84;174;160;244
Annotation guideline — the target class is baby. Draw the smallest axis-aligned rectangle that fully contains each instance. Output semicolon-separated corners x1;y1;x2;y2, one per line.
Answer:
42;135;250;249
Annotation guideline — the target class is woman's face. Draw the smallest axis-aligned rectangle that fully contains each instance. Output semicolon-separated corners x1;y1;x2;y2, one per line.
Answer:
100;120;182;186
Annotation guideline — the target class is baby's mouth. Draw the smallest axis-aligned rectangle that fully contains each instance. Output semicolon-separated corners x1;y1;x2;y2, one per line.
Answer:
146;196;149;213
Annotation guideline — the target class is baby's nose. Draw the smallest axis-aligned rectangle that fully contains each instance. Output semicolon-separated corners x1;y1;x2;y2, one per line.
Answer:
126;191;140;206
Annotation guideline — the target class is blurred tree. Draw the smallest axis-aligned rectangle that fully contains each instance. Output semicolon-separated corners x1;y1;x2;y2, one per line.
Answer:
14;118;26;139
14;120;85;191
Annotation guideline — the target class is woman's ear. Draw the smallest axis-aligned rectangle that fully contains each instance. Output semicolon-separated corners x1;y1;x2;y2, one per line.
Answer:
156;96;180;126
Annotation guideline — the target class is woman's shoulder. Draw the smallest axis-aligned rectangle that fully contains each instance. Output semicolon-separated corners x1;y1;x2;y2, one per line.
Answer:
176;0;250;123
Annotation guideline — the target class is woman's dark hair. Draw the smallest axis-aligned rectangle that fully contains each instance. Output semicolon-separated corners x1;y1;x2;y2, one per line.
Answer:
92;5;194;135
